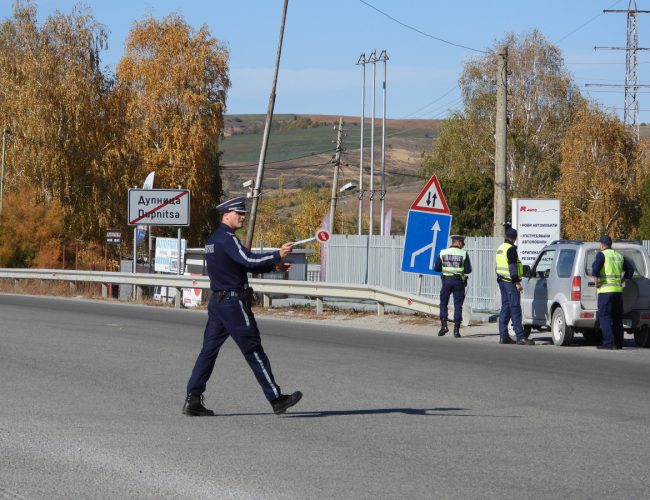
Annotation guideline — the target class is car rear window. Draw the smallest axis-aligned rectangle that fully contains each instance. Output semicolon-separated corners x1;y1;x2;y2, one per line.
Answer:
556;249;576;277
585;248;646;278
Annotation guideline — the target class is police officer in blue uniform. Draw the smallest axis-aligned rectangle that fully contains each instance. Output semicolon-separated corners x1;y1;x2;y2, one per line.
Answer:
496;227;535;345
183;196;302;416
592;235;633;350
434;235;471;338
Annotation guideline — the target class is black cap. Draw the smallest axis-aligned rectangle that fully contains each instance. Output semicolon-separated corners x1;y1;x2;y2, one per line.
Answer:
216;196;248;213
505;227;518;240
599;235;613;246
451;234;465;242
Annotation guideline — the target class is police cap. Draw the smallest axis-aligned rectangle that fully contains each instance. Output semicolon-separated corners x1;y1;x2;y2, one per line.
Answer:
599;234;613;246
216;196;248;213
451;234;465;243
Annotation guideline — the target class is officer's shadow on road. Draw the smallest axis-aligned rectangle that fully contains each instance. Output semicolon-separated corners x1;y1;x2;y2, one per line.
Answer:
218;407;523;418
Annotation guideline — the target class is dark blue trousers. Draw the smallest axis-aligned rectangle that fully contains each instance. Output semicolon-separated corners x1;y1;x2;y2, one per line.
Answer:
186;293;281;401
498;280;525;341
597;292;624;348
439;278;466;324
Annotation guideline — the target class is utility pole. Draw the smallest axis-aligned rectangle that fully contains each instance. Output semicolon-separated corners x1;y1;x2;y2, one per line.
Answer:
368;49;377;237
591;1;650;139
493;46;508;237
329;117;344;231
356;53;366;235
379;49;388;236
245;0;289;249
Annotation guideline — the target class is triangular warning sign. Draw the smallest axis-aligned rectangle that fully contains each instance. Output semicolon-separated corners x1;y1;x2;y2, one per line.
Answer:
410;175;450;214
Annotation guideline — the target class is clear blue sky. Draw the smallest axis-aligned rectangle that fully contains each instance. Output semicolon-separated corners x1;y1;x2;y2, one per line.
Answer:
2;0;647;122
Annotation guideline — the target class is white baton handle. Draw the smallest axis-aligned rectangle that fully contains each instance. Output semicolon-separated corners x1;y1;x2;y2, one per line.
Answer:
292;236;317;247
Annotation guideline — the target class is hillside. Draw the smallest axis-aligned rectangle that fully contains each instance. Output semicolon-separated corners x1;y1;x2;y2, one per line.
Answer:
219;114;441;232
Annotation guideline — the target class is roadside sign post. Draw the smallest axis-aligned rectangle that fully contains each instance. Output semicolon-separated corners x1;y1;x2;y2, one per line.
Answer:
127;188;191;305
401;175;452;288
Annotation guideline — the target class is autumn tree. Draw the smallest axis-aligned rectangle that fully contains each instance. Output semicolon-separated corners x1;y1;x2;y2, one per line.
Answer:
0;2;117;240
421;30;584;234
636;142;650;238
555;105;645;239
116;14;230;244
0;187;65;268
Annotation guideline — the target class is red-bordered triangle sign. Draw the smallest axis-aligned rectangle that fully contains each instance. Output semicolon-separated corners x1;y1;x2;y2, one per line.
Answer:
410;175;450;214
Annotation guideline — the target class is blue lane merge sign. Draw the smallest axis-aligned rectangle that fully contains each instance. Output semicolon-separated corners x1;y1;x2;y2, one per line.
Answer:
401;211;452;276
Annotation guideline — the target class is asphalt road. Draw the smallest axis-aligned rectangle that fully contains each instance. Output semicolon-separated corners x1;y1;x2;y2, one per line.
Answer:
1;294;650;500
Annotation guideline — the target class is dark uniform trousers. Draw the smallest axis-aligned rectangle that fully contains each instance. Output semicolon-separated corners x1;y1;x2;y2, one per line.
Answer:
439;278;465;324
597;292;624;348
498;280;525;341
186;292;281;401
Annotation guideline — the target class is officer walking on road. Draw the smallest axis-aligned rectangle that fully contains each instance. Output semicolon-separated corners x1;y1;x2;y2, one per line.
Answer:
434;235;472;338
496;227;535;345
592;235;633;350
183;196;302;416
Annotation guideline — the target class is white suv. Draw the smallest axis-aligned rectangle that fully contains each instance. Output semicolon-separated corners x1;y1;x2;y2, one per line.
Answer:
520;240;650;347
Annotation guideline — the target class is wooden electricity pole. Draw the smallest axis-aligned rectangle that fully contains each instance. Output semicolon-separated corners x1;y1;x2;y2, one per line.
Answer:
245;0;289;249
329;117;344;231
493;46;508;236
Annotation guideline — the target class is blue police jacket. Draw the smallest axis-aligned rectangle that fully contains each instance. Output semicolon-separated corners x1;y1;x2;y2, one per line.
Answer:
205;223;282;292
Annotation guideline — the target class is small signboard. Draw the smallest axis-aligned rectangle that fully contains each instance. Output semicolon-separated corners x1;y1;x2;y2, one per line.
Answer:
106;229;122;245
128;189;190;226
154;237;187;273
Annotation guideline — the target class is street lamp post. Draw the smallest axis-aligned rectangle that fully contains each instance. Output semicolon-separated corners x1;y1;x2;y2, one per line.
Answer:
1;127;10;214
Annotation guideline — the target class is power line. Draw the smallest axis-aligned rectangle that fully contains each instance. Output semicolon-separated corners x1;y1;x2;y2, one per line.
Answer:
358;0;487;54
220;147;335;168
555;0;625;43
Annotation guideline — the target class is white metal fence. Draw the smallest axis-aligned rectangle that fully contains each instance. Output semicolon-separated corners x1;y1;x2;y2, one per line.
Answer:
325;235;504;313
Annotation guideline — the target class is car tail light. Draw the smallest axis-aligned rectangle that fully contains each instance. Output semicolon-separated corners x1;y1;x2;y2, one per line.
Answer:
580;312;595;319
571;276;581;301
642;313;650;320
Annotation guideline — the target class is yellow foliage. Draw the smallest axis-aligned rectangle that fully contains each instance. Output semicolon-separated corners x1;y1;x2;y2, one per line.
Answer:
555;105;645;239
0;187;65;267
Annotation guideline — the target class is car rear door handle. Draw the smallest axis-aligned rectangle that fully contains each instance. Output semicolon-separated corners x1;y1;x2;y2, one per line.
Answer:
587;282;596;287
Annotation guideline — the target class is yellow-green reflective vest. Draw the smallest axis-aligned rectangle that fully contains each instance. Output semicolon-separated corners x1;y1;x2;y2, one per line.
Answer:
440;247;467;278
598;248;624;294
495;242;523;281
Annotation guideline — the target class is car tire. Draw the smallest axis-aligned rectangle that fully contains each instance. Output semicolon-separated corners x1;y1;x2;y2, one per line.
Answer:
633;326;650;348
551;307;574;346
581;329;602;346
507;322;532;342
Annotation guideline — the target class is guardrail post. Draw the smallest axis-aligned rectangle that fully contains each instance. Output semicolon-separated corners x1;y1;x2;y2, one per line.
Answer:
316;297;323;315
174;288;181;309
377;301;385;316
101;283;108;299
136;286;143;301
263;293;271;308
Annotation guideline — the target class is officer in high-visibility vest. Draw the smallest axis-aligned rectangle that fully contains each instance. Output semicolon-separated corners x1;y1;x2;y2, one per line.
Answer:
434;235;472;337
495;227;535;345
591;235;633;350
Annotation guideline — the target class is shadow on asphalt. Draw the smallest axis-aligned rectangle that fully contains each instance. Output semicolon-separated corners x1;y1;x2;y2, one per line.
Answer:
212;408;524;418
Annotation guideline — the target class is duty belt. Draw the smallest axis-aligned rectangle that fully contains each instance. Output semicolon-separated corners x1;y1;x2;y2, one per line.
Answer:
442;274;464;280
215;289;252;302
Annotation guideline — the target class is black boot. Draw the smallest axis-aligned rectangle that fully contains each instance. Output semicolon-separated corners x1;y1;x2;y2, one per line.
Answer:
453;323;461;338
438;319;449;337
182;394;215;416
271;391;303;415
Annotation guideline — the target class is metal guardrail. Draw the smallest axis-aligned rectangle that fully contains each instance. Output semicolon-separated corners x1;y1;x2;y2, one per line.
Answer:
0;268;461;320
